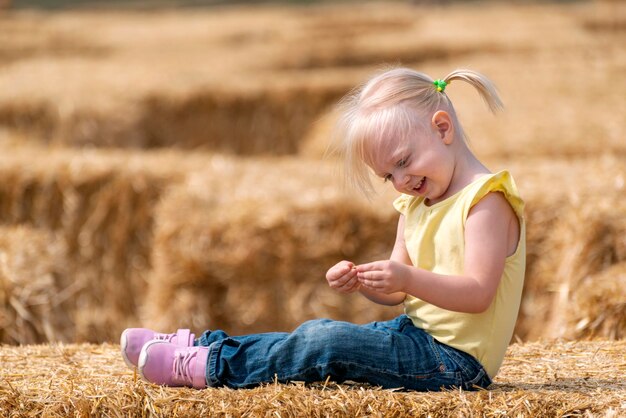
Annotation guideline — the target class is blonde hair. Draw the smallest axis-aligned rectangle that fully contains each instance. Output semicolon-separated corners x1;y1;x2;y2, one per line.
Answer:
330;67;503;196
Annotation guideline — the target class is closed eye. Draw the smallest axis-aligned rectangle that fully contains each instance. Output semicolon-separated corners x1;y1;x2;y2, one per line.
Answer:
383;155;409;183
397;156;409;168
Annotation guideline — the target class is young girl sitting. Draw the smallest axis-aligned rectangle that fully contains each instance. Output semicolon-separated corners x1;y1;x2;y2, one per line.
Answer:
120;67;525;391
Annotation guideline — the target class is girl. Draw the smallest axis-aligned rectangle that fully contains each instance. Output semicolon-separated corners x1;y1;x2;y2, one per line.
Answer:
120;67;525;391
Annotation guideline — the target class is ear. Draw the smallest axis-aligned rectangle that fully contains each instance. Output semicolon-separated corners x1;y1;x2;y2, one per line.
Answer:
431;111;454;145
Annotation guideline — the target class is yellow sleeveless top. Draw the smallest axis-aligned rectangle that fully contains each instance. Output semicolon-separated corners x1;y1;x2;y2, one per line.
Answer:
393;170;525;378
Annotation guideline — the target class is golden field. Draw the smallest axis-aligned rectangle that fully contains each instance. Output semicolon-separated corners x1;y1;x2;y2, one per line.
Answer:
0;0;625;415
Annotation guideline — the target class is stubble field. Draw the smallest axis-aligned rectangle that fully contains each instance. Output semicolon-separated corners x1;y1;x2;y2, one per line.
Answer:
0;1;624;416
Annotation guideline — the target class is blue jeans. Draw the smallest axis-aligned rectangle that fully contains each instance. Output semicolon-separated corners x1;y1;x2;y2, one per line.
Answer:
197;315;492;391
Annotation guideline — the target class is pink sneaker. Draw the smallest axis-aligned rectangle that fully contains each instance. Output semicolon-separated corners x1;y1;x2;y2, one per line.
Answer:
120;328;195;368
138;340;209;389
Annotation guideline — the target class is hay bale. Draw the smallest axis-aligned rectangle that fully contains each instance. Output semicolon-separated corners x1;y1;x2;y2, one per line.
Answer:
299;109;338;159
0;86;343;155
568;262;626;340
497;155;626;342
0;151;621;344
547;197;626;338
521;195;626;341
143;157;402;335
0;147;198;342
0;340;624;416
0;225;70;344
133;86;343;155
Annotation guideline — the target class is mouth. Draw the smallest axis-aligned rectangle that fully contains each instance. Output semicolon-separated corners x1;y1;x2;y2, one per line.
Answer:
412;177;426;194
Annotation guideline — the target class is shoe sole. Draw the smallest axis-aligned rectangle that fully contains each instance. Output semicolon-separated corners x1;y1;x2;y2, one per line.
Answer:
137;339;157;382
120;329;136;369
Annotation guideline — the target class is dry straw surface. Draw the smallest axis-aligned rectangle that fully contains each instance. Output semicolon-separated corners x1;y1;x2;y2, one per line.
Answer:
0;340;624;417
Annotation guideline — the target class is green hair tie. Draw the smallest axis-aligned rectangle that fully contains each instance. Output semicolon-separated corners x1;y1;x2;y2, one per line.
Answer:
433;79;447;92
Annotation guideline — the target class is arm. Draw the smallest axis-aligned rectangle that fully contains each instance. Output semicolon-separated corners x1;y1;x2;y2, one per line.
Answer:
357;192;520;313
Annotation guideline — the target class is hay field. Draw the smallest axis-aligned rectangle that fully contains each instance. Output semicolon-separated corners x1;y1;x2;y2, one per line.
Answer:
0;0;625;415
0;340;624;416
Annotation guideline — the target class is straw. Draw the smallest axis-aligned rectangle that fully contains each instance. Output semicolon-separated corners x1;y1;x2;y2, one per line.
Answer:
0;340;624;417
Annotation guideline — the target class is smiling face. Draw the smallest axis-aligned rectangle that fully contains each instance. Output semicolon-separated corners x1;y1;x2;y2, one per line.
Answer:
334;68;490;199
364;110;457;204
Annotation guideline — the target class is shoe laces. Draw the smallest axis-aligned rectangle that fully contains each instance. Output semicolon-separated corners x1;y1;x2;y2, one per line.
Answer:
172;349;197;385
155;332;176;342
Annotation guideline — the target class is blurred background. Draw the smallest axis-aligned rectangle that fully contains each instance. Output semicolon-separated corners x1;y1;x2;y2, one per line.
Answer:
0;0;624;345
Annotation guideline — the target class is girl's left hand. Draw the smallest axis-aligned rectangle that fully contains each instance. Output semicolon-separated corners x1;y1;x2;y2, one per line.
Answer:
355;260;410;294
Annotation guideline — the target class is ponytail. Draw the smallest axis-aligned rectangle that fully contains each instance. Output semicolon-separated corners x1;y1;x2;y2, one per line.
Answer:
443;69;504;114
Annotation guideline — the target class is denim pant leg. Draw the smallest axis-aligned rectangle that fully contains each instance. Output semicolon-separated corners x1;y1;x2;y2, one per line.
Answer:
197;315;491;390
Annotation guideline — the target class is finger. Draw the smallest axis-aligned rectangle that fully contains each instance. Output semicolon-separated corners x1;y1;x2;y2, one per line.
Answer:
360;280;382;291
340;260;354;270
337;281;356;293
338;262;356;276
346;283;361;293
335;271;358;289
357;273;386;291
330;270;356;289
356;271;380;281
343;281;361;293
339;268;357;283
355;261;383;272
328;264;353;281
340;275;360;291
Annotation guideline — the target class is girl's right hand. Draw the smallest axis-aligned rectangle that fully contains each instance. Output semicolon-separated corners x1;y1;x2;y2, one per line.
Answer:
326;260;360;293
